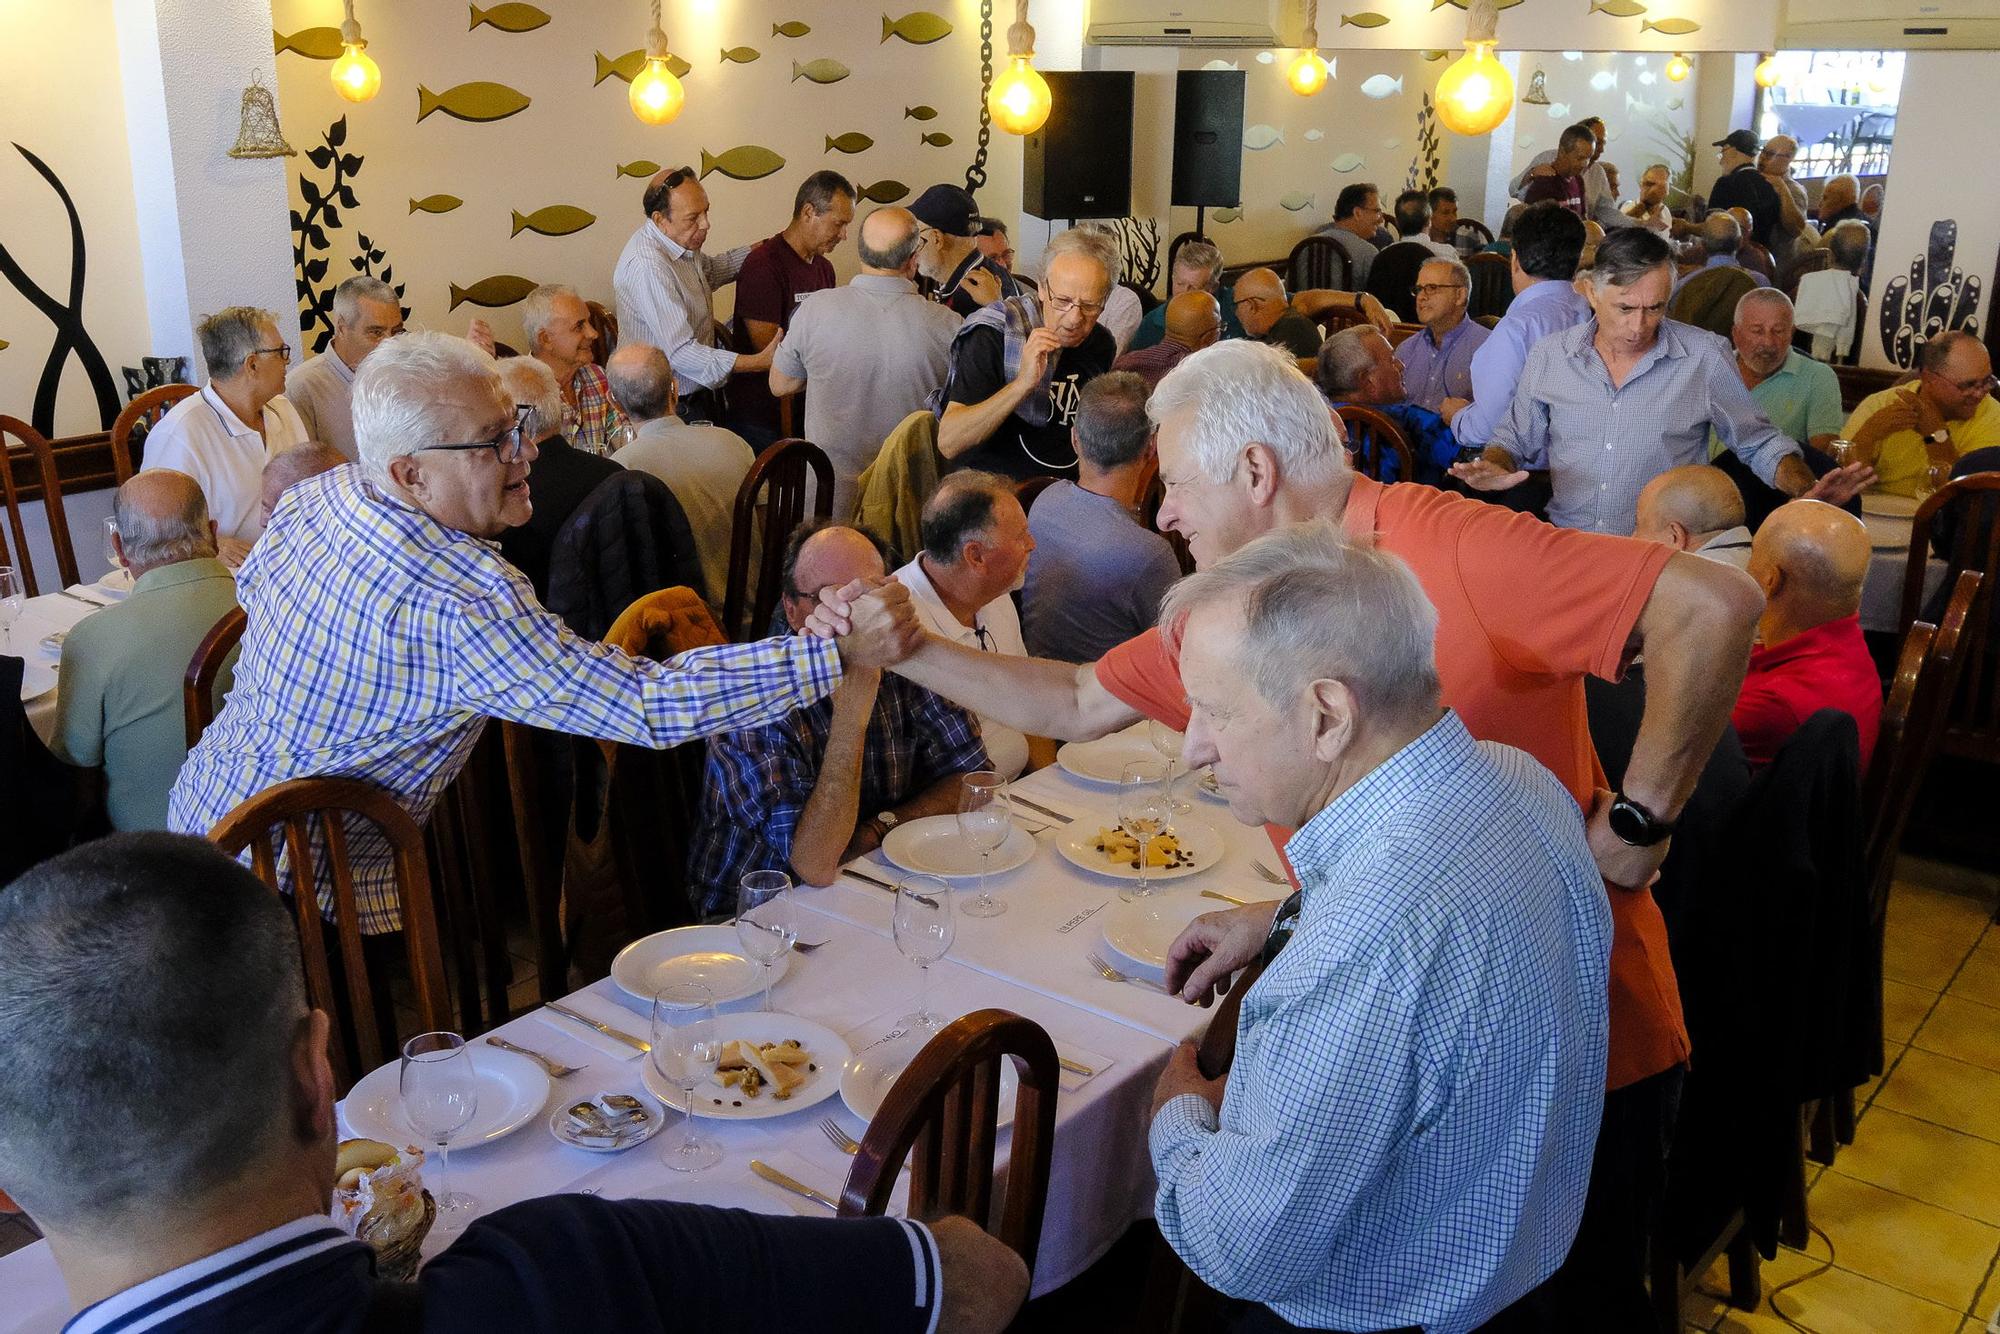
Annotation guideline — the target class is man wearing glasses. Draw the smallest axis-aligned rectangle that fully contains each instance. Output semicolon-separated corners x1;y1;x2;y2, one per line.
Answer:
1313;183;1387;290
285;275;405;461
911;184;1018;317
143;306;310;557
1396;257;1489;414
1841;330;2000;497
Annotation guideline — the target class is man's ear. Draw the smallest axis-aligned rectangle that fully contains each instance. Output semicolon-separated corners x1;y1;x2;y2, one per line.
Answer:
387;453;425;498
1241;443;1281;508
291;1010;337;1147
1306;678;1356;764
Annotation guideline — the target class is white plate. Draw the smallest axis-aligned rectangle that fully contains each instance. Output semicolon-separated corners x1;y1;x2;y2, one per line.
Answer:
1101;892;1218;982
17;657;55;701
881;814;1036;879
1195;767;1225;802
640;1011;850;1121
1056;732;1172;784
1861;491;1921;518
840;1023;1018;1127
547;1093;665;1153
1056;817;1224;883
611;924;791;1008
341;1047;551;1148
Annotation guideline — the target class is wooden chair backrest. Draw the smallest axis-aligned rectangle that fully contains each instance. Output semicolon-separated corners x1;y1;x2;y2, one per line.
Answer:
183;605;247;747
0;415;78;598
1335;403;1417;485
585;300;620;358
1286;235;1352;293
1474;313;1501;330
1900;476;2000;741
1453;218;1495;249
1016;474;1058;516
207;777;450;1094
722;437;834;640
109;384;197;483
1466;251;1514;321
840;1008;1059;1271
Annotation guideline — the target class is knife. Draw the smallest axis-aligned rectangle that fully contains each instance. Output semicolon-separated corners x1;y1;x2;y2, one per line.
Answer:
1005;793;1074;824
841;867;901;893
544;1002;651;1054
1058;1056;1097;1077
751;1159;838;1211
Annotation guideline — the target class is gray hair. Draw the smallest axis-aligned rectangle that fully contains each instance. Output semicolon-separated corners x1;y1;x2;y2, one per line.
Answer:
1827;220;1871;273
520;283;580;355
1074;371;1153;469
1734;287;1794;326
197;306;279;379
1641;162;1670;180
262;442;347;518
606;344;675;422
1314;326;1380;398
1587;227;1675;290
1699;211;1742;256
1150;341;1346;488
856;208;923;270
113;470;214;567
1419;255;1471;290
496;355;566;442
1174;240;1224;288
332;275;399;326
351;331;503;486
1161;520;1441;726
920;470;1017;564
1045;225;1119;288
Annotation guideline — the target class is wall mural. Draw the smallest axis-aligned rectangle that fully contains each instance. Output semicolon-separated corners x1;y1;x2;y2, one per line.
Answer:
1878;218;1981;369
0;143;119;434
291;117;408;351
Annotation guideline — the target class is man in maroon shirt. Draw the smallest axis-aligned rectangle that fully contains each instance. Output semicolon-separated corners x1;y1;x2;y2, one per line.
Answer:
729;170;855;444
1734;500;1882;770
1522;123;1594;221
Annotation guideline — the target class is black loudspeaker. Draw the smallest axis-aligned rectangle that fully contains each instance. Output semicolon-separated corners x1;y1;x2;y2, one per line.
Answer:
1172;69;1244;209
1022;71;1133;220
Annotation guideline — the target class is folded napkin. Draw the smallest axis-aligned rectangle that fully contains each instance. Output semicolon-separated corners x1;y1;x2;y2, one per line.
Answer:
529;993;650;1062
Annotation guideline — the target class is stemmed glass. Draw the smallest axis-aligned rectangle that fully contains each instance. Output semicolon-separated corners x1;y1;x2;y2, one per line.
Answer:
102;517;122;576
735;870;796;1011
0;568;21;654
1147;720;1192;814
399;1032;481;1225
650;983;721;1173
1918;460;1954;500
1118;760;1173;903
957;771;1012;919
893;874;956;1032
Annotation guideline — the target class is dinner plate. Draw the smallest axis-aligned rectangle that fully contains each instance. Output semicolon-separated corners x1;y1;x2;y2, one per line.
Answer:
1055;817;1224;883
881;814;1036;880
341;1047;551;1148
1860;491;1921;518
547;1093;665;1153
1101;891;1218;983
840;1023;1017;1127
1056;732;1172;784
640;1011;850;1121
17;656;56;700
612;924;791;1008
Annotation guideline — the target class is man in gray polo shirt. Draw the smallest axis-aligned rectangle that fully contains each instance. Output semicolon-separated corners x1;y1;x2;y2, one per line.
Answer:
284;275;403;460
771;206;962;518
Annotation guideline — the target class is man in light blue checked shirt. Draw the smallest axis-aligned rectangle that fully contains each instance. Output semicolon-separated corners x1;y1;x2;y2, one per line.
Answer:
1148;525;1612;1334
169;333;918;937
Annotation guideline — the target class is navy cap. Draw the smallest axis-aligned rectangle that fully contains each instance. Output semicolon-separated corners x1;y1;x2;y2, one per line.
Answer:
910;184;982;237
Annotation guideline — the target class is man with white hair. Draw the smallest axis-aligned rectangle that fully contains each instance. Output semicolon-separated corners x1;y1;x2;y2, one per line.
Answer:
1730;288;1846;456
285;275;403;459
494;354;622;598
1126;238;1246;353
52;470;240;831
168;332;919;940
1147;524;1612;1334
521;283;624;455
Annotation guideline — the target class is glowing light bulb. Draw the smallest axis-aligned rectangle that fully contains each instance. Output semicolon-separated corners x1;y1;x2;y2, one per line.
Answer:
989;55;1052;135
1286;49;1327;96
331;42;381;103
1666;53;1691;83
1435;41;1514;137
1754;54;1779;89
629;57;685;125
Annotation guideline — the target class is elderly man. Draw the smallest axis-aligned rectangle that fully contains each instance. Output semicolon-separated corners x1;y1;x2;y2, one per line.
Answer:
819;338;1763;1326
1633;465;1754;569
519;283;624;455
1675;213;1769;295
1706;130;1782;249
1129;239;1246;352
260;441;347;529
1795;221;1872;361
1149;526;1612;1334
491;355;622;598
688;522;988;911
1757;134;1812;268
613;166;775;425
1522;123;1596;220
285;275;402;459
1817;174;1869;232
1397;256;1488;413
1441;204;1592;448
912;184;1018;317
1670;214;1769;338
1314;183;1386;288
728;170;854;443
1736;501;1881;770
1316;327;1456;485
144;307;309;553
1456;229;1863;535
937;226;1116;480
893;473;1036;779
169;332;915;940
1113;289;1221;389
1730;289;1846;456
1623;164;1675;234
1513;115;1632;233
51;471;239;830
1392;189;1457;258
1843;330;2000;496
0;834;1027;1332
608;343;753;614
771;205;962;515
1232;268;1322;360
1022;371;1179;664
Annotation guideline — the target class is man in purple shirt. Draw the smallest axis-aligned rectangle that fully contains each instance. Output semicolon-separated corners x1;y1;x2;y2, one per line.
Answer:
729;171;855;443
1396;256;1489;413
1442;204;1592;449
1520;123;1593;220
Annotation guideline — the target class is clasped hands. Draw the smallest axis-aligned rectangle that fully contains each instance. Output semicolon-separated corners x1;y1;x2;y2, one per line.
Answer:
804;576;925;669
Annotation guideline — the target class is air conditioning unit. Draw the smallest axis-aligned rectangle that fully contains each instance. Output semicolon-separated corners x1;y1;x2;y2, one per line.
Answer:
1087;0;1286;47
1780;0;2000;48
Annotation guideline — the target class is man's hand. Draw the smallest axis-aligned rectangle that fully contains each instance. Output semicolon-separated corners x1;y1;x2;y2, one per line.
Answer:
737;336;780;375
1011;327;1062;389
1802;462;1878;505
1585;788;1669;892
1448;452;1529;492
217;535;254;569
1912;389;1947;442
1439;396;1471;425
1165;903;1278;1004
1151;1039;1227;1120
465;319;496;355
930;1216;1030;1334
803;576;878;639
835;581;922;669
961;266;1003;308
1358;293;1394;334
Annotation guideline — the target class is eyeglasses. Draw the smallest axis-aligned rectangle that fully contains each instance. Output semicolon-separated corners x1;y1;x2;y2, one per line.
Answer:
253;344;292;364
419;404;535;464
1044;292;1106;317
1413;283;1468;297
1931;370;1999;395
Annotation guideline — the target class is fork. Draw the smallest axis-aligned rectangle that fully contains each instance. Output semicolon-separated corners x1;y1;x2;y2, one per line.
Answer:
821;1116;911;1170
485;1034;585;1078
793;939;830;953
1085;951;1171;994
1251;860;1289;886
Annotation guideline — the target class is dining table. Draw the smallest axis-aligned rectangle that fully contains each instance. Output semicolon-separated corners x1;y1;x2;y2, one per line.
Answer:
1858;490;1946;634
0;725;1288;1333
9;572;133;747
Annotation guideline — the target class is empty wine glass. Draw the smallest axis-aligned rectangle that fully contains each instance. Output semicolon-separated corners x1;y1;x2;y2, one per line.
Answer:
1147;720;1192;814
399;1031;481;1224
650;983;721;1172
0;567;21;654
735;870;796;1011
893;874;956;1032
1918;460;1954;500
957;770;1012;918
102;516;122;575
1118;760;1173;903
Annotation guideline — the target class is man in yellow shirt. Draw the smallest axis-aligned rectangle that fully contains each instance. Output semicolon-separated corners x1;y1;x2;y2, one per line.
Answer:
1844;331;2000;496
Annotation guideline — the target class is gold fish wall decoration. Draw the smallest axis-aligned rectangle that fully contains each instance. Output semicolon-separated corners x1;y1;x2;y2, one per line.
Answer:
825;132;875;153
905;105;939;120
856;180;910;204
721;46;760;63
773;21;812;38
450;275;537;310
418;82;532;123
793;58;851;84
410;194;465;214
273;27;344;60
511;204;596;237
1431;0;1522;9
1589;0;1648;15
594;50;691;84
617;159;662;178
882;12;954;44
0;339;9;351
1641;16;1701;33
700;145;787;181
1341;12;1392;28
920;131;953;146
469;3;550;33
1422;49;1450;60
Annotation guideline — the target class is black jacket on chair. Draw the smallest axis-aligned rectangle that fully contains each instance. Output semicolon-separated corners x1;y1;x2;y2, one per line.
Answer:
0;656;96;884
545;471;705;642
497;434;624;601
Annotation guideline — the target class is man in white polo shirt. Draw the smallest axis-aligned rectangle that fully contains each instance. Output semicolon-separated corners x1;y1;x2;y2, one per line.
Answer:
144;306;309;557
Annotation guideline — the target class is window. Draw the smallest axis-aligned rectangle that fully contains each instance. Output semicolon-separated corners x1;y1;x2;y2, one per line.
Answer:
1757;51;1904;179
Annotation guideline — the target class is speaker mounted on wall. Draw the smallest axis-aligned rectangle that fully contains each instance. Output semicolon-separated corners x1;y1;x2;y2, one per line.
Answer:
1171;69;1244;209
1022;71;1134;221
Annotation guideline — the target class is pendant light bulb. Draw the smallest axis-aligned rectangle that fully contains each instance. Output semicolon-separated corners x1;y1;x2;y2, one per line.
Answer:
1754;53;1779;88
331;2;380;103
989;1;1053;135
1434;0;1514;137
1665;52;1691;83
630;3;685;125
1287;2;1327;96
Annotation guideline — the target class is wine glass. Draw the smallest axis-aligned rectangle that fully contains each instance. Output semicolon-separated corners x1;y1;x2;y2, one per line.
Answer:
735;870;796;1011
1117;760;1173;903
399;1032;481;1224
1826;437;1855;470
1148;720;1192;814
893;874;955;1032
102;517;122;576
957;771;1012;919
1918;460;1954;500
650;983;721;1172
0;567;21;654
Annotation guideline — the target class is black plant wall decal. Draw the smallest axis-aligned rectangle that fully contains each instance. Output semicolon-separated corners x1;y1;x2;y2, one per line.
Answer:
1879;219;1982;368
0;143;120;433
1407;94;1441;194
291;117;407;353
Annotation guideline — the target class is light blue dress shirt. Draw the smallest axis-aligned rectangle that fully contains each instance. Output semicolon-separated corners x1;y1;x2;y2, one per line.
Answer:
1448;279;1592;448
1395;314;1490;413
1150;712;1612;1334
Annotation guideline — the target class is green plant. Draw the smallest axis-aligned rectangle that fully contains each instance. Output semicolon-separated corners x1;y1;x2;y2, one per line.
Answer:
1644;113;1698;203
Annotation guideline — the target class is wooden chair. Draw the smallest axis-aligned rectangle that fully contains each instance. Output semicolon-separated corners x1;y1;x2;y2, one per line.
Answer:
585;300;620;358
1451;218;1495;251
722;437;834;641
182;605;247;747
1833;364;1905;412
109;384;196;483
1899;476;2000;763
839;1008;1059;1271
0;415;78;597
1291;289;1368;339
1335;404;1416;485
1016;474;1058;516
1466;251;1514;321
207;777;451;1094
1286;235;1352;293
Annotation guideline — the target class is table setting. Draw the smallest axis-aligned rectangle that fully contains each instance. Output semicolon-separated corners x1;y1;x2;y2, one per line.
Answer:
5;538;138;747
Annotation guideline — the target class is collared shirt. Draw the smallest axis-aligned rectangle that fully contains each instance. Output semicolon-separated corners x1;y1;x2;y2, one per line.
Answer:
1843;388;2000;497
1734;614;1882;772
1151;712;1611;1334
283;349;358;458
1693;525;1755;570
894;555;1029;779
566;362;626;455
612;221;753;390
1111;335;1198;389
1522;170;1586;219
1021;480;1180;664
168;465;841;934
1624;201;1674;235
52;556;240;831
1395;314;1490;412
615;414;756;616
687;646;987;915
1671;251;1770;300
1127;297;1245;352
143;383;310;541
1311;224;1380;289
1449;279;1593;447
1716;351;1843;458
1331;400;1457;484
1491;317;1802;534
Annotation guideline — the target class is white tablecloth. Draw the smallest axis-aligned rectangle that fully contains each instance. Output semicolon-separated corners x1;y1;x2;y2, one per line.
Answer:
1860;505;1947;634
11;591;103;746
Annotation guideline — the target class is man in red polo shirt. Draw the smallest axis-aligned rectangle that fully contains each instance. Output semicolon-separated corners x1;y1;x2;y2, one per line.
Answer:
810;341;1761;1327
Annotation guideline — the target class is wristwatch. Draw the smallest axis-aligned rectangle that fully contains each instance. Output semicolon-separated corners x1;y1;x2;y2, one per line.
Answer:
1607;792;1676;847
867;810;900;842
1927;427;1951;447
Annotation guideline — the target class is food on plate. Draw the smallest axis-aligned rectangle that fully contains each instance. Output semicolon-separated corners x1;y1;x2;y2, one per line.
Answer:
715;1037;818;1100
1091;826;1195;870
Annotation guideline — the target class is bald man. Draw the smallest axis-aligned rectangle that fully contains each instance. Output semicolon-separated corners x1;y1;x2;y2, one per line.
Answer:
1735;500;1881;770
1112;289;1221;389
1816;174;1866;232
686;520;989;913
1232;268;1322;359
52;470;242;830
260;441;347;529
1633;465;1753;569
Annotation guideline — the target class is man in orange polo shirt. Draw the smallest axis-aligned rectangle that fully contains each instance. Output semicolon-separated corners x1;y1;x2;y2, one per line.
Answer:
809;340;1762;1326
